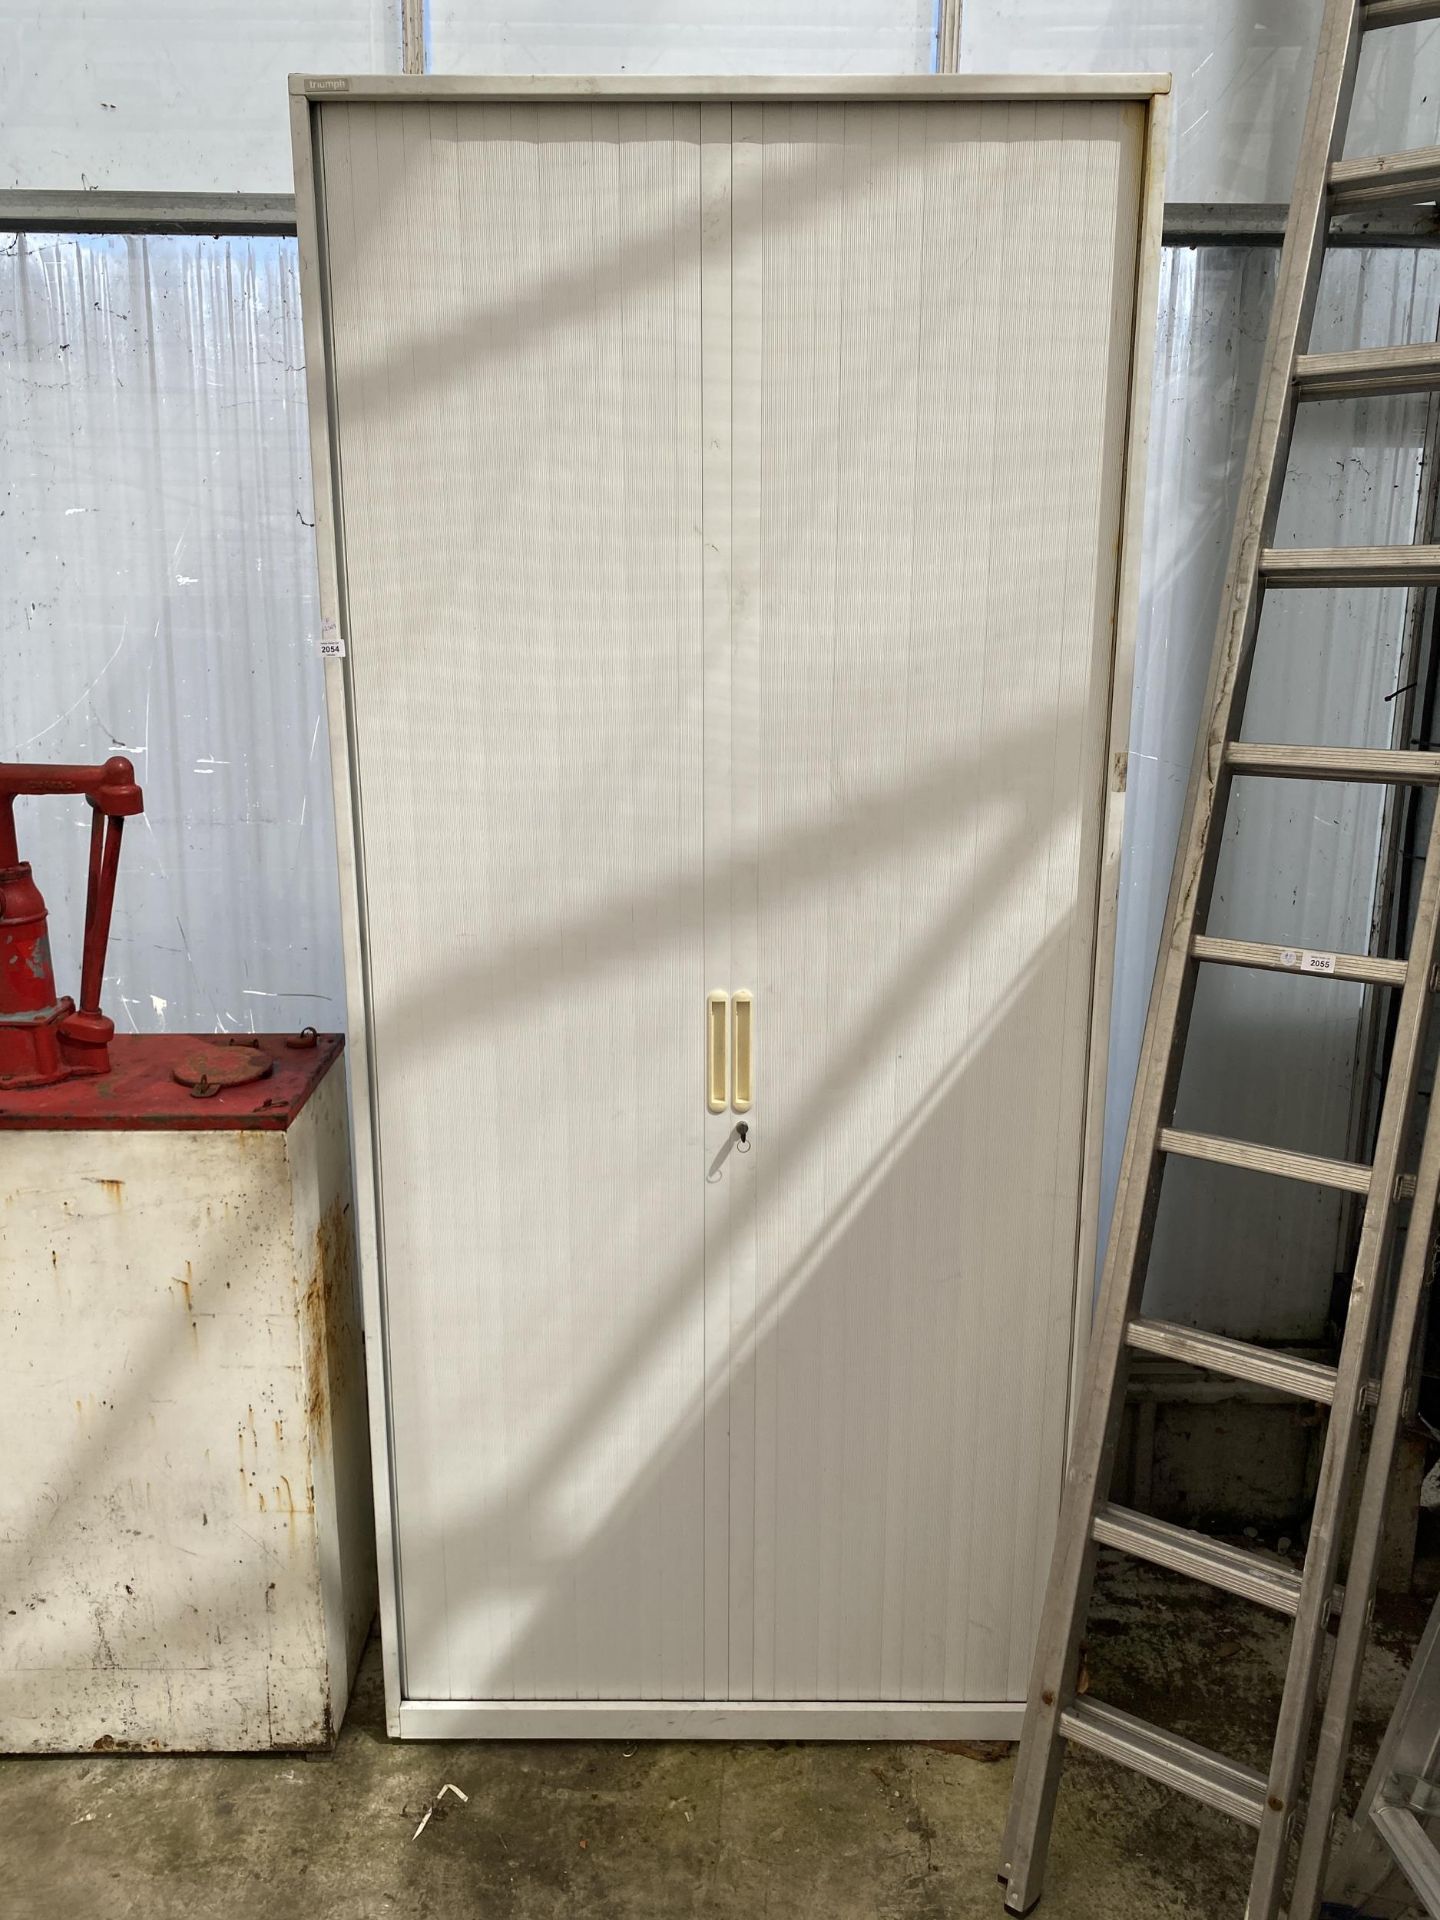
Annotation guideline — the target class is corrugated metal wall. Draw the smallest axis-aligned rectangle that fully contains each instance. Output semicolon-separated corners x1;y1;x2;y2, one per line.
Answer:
0;233;344;1036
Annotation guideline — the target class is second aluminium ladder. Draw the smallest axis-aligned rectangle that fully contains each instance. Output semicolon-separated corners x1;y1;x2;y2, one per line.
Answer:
1000;1;1440;1915
1318;1574;1440;1914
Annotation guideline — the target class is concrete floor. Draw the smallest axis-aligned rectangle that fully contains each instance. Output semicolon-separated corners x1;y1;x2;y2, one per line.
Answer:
2;1557;1426;1920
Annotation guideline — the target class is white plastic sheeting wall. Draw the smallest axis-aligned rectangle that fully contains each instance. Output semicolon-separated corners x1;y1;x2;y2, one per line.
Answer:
0;233;343;1035
4;228;1437;1342
0;1;936;196
961;1;1440;202
428;0;935;74
0;1;402;194
27;0;1437;205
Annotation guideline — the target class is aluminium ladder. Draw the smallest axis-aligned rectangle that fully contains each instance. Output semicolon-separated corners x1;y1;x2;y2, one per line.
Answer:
1290;998;1440;1912
1000;2;1440;1915
1321;1580;1440;1916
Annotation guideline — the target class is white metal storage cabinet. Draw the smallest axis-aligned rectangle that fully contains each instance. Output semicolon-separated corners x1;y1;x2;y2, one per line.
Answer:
292;74;1168;1739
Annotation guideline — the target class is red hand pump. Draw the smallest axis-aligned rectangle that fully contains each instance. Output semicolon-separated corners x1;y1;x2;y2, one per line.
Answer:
0;756;144;1088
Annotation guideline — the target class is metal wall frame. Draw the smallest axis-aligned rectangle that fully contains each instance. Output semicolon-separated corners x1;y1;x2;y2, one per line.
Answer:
0;195;1434;247
289;69;1169;1738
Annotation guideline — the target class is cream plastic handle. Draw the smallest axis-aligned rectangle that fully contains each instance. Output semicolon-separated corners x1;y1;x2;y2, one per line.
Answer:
732;992;753;1113
707;991;729;1113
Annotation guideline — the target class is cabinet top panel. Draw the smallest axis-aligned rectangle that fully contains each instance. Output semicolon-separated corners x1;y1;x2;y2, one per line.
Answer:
292;72;1172;103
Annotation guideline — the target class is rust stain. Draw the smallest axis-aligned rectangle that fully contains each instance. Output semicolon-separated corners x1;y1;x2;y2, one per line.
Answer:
276;1472;313;1521
177;1263;200;1350
237;1402;273;1513
302;1197;355;1448
86;1177;125;1207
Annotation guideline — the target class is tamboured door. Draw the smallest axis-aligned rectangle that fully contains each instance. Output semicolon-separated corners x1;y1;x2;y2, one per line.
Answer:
704;104;1142;1706
323;101;713;1701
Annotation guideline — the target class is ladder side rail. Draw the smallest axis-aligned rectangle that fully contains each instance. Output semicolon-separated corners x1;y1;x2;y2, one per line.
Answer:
1338;389;1440;1313
999;3;1365;1909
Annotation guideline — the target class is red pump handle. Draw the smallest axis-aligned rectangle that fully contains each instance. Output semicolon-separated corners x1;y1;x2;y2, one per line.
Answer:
0;756;144;869
0;755;145;1050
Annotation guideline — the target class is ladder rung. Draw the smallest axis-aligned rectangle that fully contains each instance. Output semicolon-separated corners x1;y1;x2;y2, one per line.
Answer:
1227;743;1440;785
1159;1127;1372;1194
1294;342;1440;401
1370;1803;1440;1911
1126;1317;1338;1404
1058;1699;1267;1827
1261;544;1440;586
1092;1503;1303;1615
1331;147;1440;208
1191;934;1408;987
1364;1;1440;28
